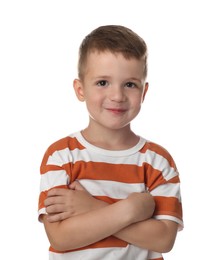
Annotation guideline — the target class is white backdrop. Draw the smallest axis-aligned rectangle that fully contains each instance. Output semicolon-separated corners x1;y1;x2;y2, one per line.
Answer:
0;0;221;259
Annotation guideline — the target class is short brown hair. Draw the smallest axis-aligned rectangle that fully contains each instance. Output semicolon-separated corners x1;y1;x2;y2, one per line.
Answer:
78;25;148;80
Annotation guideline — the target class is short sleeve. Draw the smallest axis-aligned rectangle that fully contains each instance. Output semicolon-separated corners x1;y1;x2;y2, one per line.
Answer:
38;141;71;220
145;142;183;229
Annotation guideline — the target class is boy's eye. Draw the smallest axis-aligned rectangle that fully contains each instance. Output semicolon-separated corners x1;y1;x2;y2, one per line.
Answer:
125;82;136;88
97;80;108;87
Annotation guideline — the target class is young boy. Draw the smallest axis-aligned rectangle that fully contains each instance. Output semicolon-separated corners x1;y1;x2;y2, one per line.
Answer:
38;25;183;260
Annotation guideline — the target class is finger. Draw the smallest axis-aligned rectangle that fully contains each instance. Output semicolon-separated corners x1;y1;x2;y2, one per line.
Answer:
47;212;70;223
47;188;68;197
46;204;65;214
69;181;86;191
44;195;64;207
69;181;79;190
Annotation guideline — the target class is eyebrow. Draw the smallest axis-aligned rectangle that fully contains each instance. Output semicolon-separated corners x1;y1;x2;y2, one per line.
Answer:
93;76;112;80
127;77;142;83
93;76;142;82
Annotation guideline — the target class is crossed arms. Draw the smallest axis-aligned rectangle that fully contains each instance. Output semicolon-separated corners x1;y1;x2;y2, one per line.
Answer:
41;181;178;253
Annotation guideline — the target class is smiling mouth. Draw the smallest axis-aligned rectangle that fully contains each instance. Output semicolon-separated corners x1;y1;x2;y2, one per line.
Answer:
106;108;127;114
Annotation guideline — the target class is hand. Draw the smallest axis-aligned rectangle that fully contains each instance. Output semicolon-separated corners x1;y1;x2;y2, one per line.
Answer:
127;192;155;223
44;181;107;223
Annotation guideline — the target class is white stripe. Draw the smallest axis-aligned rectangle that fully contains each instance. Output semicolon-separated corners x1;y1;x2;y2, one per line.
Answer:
148;251;162;259
40;170;70;192
38;207;46;216
150;183;181;201
154;215;184;230
47;149;74;167
78;179;145;199
38;208;47;222
46;147;178;181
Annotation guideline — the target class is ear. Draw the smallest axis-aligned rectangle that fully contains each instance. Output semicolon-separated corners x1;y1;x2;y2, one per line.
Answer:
142;82;149;102
73;79;85;102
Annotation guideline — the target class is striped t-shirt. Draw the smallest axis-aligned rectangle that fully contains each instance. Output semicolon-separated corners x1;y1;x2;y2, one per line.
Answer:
38;131;183;260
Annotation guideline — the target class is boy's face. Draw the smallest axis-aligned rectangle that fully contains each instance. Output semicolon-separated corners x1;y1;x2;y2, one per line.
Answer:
74;51;148;131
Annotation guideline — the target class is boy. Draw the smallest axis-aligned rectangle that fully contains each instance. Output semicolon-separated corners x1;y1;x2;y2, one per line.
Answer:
38;25;183;260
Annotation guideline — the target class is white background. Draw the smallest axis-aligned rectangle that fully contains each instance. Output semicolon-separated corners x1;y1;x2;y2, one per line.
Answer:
0;0;221;259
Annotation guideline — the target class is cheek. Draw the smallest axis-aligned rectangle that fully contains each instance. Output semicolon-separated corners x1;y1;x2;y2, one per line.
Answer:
85;95;101;114
131;94;144;107
85;95;101;106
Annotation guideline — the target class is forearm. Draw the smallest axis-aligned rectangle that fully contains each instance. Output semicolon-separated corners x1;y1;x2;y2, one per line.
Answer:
114;218;178;253
90;197;178;253
43;188;156;251
43;198;136;251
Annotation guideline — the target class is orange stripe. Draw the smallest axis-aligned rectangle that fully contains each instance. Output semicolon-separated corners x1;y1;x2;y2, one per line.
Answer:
47;136;85;155
153;196;183;220
144;163;166;191
40;160;180;191
71;161;146;183
41;160;148;183
40;162;73;175
143;163;180;191
38;191;47;210
41;164;64;174
94;195;120;204
71;161;179;190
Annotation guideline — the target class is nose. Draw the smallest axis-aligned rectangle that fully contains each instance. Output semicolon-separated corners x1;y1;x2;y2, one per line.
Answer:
108;85;126;102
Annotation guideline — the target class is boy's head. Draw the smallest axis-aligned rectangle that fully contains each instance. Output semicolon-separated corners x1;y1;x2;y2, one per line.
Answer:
78;25;148;80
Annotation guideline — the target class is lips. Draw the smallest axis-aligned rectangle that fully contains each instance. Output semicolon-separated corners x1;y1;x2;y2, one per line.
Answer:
106;108;127;114
107;108;126;112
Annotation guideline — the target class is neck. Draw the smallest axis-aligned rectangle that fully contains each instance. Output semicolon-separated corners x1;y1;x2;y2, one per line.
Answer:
81;124;139;150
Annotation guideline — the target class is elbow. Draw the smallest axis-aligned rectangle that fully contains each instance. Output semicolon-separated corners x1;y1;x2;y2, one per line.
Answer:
159;239;175;253
50;240;69;252
145;232;176;253
49;236;79;252
156;234;176;253
140;235;175;253
45;223;77;252
50;241;64;252
42;215;77;251
48;232;80;252
47;232;69;252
